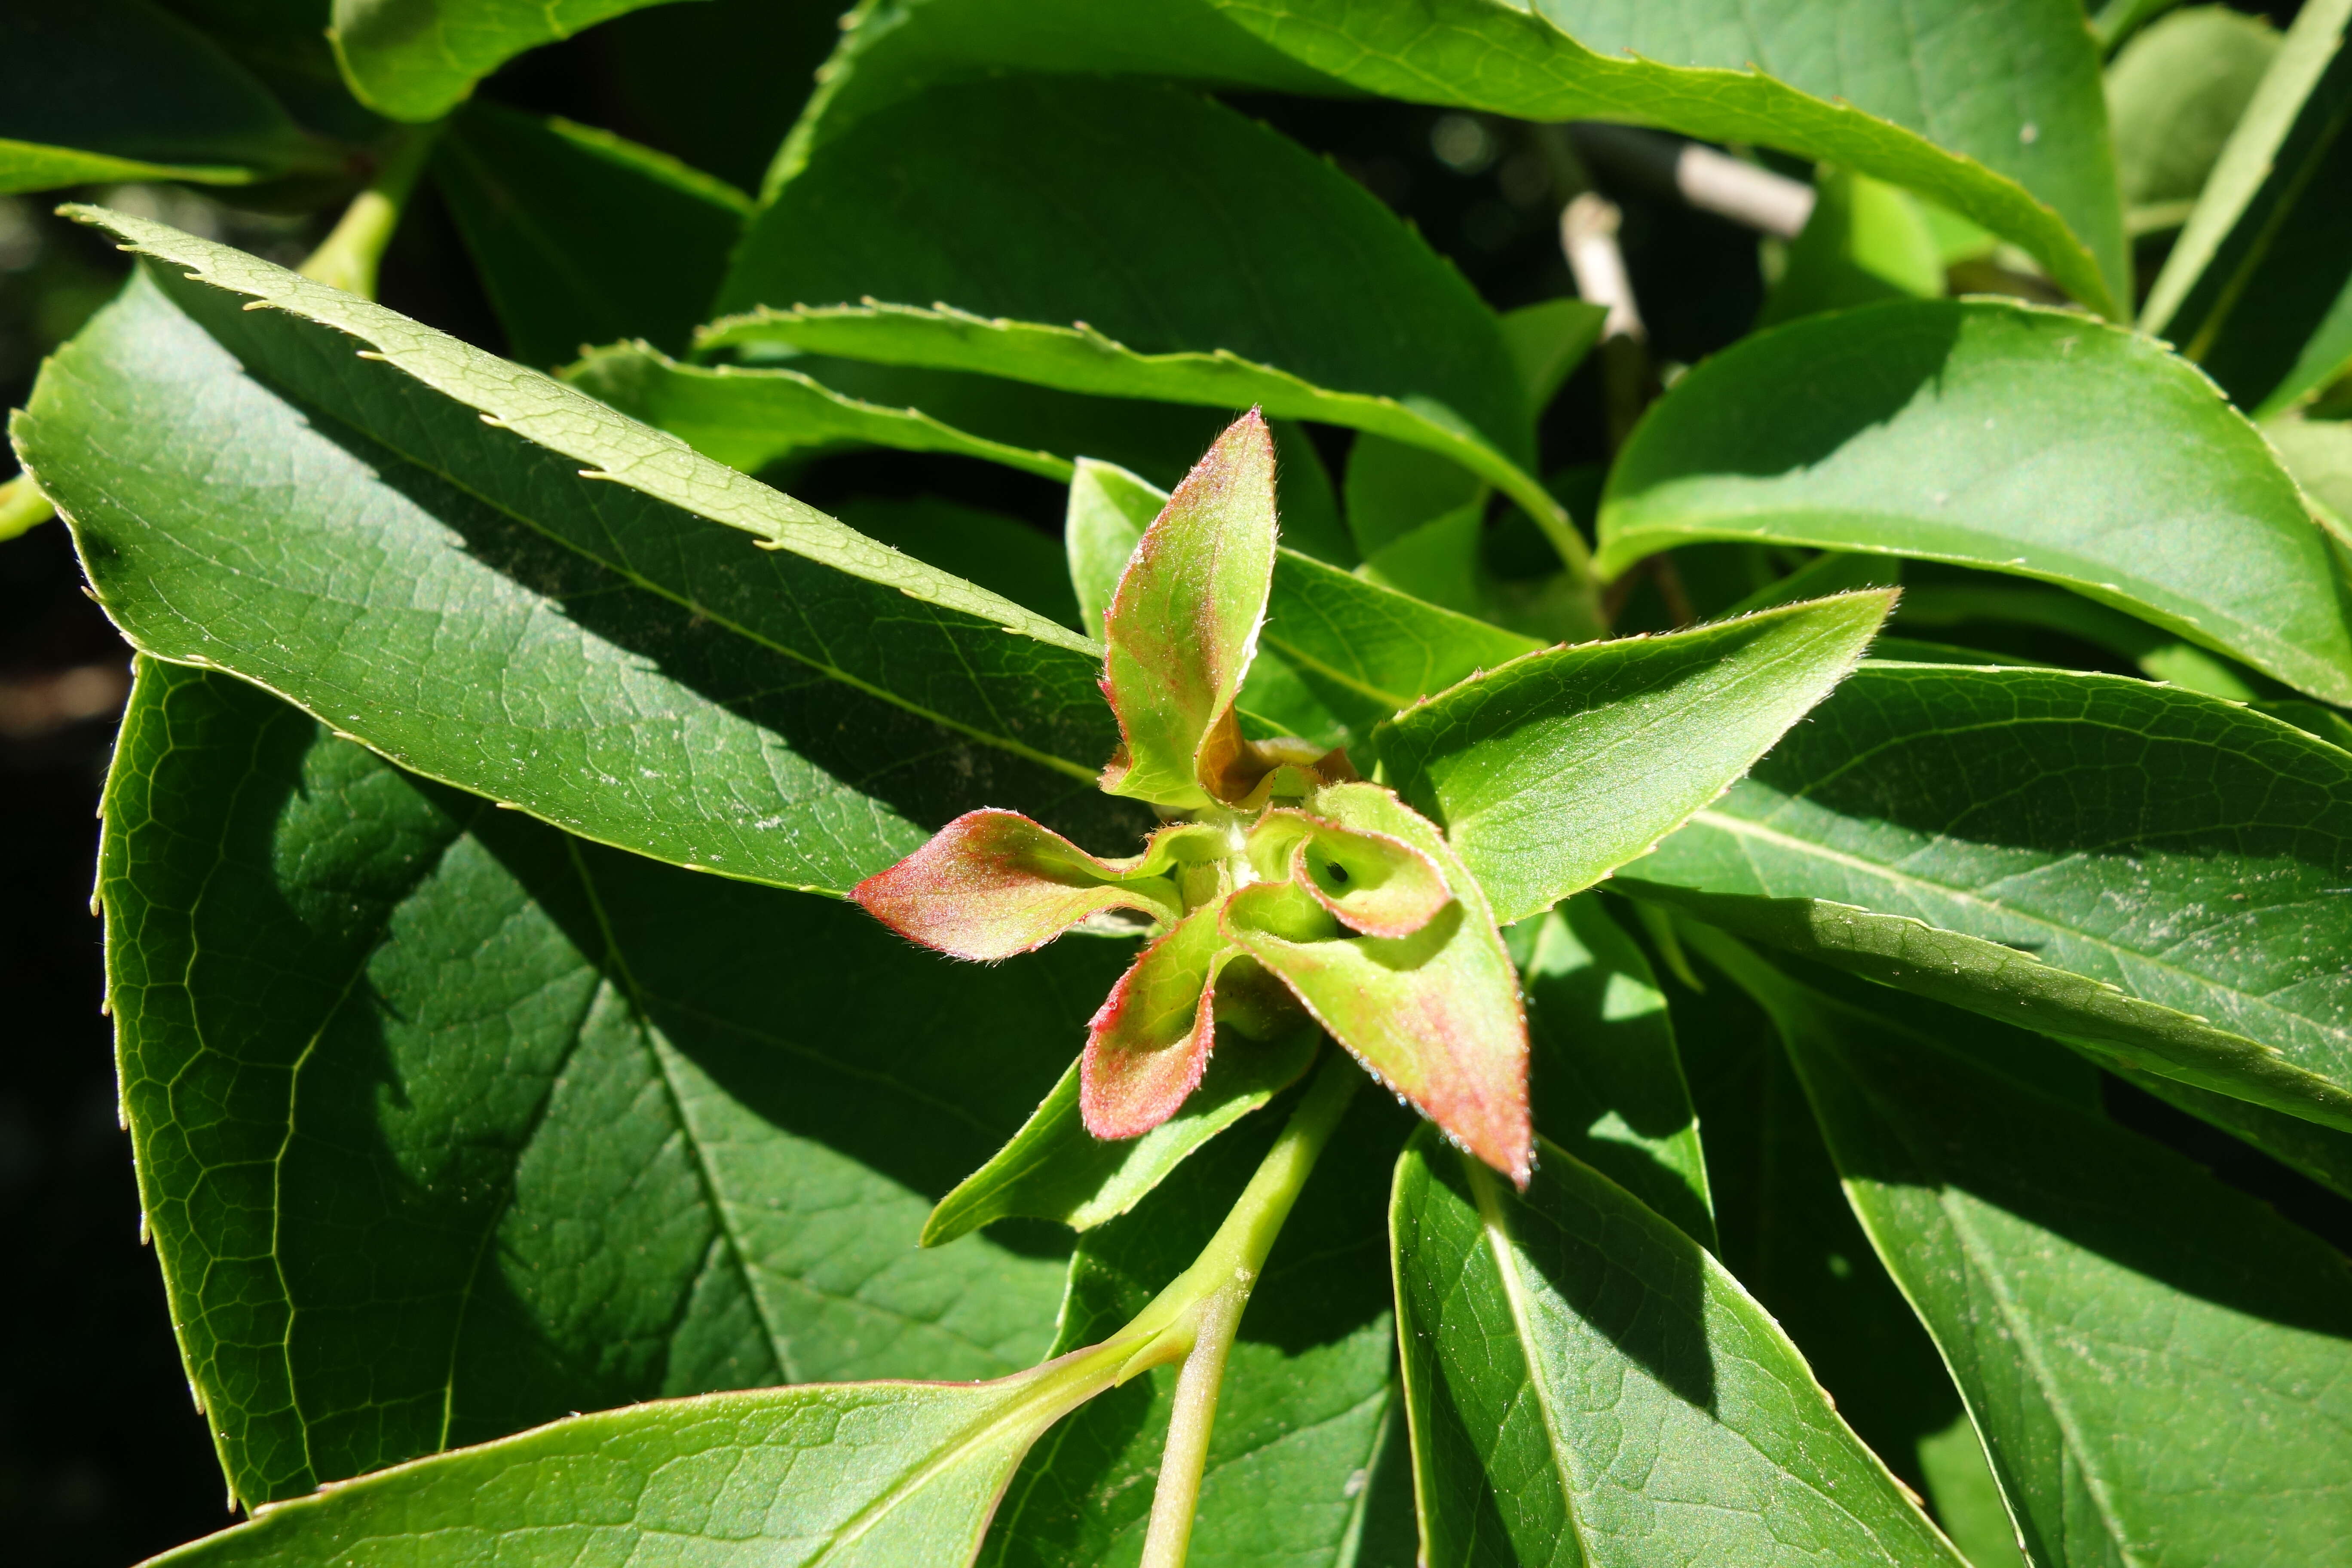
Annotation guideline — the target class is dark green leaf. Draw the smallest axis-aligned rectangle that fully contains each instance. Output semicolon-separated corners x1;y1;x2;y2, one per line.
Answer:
2104;5;2279;225
1623;883;2352;1136
838;496;1080;632
1520;894;1714;1248
1344;433;1482;560
1391;1125;1968;1567
1377;591;1896;925
329;0;689;122
16;210;1145;895
2143;0;2352;416
708;77;1576;554
1626;662;2352;1132
2269;406;2352;528
104;657;1125;1505
1;0;318;193
1501;297;1607;414
1200;0;2125;315
1891;578;2279;699
1715;934;2352;1568
983;1083;1414;1567
433;101;749;367
922;1026;1318;1247
1599;298;2352;704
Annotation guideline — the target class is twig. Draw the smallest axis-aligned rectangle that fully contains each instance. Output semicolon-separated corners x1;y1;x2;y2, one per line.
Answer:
1570;124;1815;238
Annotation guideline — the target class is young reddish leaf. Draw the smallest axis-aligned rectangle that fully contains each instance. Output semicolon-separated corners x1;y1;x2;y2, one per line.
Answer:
1247;806;1449;938
1099;409;1280;810
1225;784;1531;1184
853;810;1192;960
1083;907;1237;1139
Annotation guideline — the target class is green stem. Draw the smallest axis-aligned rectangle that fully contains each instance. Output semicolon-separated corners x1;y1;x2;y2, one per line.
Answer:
298;125;441;301
1122;1050;1362;1568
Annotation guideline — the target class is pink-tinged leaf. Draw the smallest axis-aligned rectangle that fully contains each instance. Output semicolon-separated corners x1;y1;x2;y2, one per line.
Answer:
1083;907;1237;1140
1225;784;1531;1184
1099;410;1280;810
853;810;1191;961
1247;805;1449;938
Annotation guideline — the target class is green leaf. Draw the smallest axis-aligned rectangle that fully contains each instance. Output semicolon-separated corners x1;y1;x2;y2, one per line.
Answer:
1264;548;1544;741
983;1082;1415;1568
1625;661;2352;1133
1666;954;2038;1565
2108;1065;2352;1202
1098;410;1278;810
707;76;1577;554
1755;167;1944;328
145;1346;1148;1568
839;496;1081;631
1501;297;1608;413
1718;935;2352;1568
1520;894;1715;1249
1345;434;1484;561
2104;5;2280;222
1377;591;1896;926
1624;883;2352;1139
1892;577;2279;698
16;209;1148;896
1200;0;2125;316
922;1026;1320;1247
329;0;689;122
1066;459;1164;643
1;0;318;193
2268;406;2352;529
1228;783;1531;1183
1599;298;2352;704
2143;0;2352;415
432;101;750;367
104;657;1127;1507
1390;1125;1968;1568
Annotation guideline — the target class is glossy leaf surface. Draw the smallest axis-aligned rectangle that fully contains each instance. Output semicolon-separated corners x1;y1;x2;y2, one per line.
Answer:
147;1348;1141;1568
1379;592;1895;926
1630;662;2352;1133
922;1027;1319;1246
330;0;689;121
16;211;1143;896
1;0;315;193
432;101;750;367
103;658;1123;1507
1201;0;2123;314
1730;940;2352;1568
1521;896;1714;1249
1228;784;1531;1184
1391;1127;1968;1568
1599;299;2352;704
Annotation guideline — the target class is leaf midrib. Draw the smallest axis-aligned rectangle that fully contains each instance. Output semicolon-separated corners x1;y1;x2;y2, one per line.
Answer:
1690;808;2352;1062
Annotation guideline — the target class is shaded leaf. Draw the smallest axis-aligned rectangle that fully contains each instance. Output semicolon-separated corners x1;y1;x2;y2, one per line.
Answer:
1227;784;1531;1184
1501;297;1607;412
838;495;1081;632
1378;591;1896;925
330;0;689;121
1390;1125;1969;1568
1;0;318;193
2143;0;2352;415
15;209;1143;896
1250;806;1452;940
1714;934;2352;1568
1201;0;2124;315
922;1026;1320;1246
709;76;1572;547
103;658;1123;1506
432;101;749;366
1066;459;1166;642
1520;896;1714;1250
1599;298;2352;704
2105;5;2279;223
1083;908;1237;1142
1755;167;1943;328
1627;661;2352;1133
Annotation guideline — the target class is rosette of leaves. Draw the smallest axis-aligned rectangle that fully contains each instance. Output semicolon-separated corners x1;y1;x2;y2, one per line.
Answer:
855;411;1534;1182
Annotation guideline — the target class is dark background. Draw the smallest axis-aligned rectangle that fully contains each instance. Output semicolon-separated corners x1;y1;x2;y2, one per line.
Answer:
2;4;2336;1562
